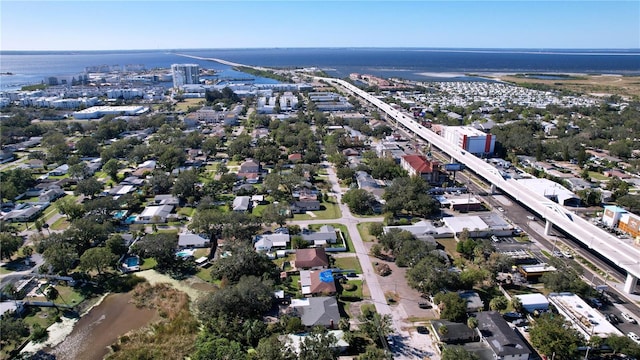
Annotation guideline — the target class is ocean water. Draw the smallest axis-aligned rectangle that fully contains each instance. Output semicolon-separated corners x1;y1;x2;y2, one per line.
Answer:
1;48;639;90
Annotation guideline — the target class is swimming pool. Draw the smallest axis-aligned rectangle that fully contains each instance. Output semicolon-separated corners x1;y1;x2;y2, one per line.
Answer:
124;215;137;224
175;249;195;258
113;210;128;220
124;256;140;267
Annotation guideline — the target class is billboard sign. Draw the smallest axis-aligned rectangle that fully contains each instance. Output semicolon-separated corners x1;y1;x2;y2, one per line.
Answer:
444;163;465;172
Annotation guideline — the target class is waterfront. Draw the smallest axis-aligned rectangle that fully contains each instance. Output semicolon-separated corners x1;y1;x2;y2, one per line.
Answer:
2;48;639;90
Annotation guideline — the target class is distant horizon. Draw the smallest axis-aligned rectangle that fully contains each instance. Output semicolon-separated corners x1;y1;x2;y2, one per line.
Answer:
2;47;639;54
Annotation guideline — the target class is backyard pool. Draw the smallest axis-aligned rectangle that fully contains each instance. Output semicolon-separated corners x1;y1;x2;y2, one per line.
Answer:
125;257;140;267
175;249;195;258
113;210;128;220
124;215;137;224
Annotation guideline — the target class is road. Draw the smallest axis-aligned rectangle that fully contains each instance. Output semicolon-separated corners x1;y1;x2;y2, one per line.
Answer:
289;161;440;360
323;76;640;290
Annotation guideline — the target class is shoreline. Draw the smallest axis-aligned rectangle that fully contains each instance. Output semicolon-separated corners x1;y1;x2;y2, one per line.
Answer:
20;293;109;355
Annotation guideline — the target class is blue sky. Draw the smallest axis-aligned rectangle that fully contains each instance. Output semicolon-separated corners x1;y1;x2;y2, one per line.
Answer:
1;1;638;50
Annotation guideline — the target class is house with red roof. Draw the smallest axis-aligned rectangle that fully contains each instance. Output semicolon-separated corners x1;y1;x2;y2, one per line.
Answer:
400;154;442;184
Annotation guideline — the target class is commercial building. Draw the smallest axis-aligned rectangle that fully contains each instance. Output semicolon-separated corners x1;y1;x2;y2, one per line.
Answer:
400;154;442;184
72;105;148;119
547;292;623;339
171;64;199;88
442;126;495;155
602;205;627;228
476;311;531;360
514;178;581;207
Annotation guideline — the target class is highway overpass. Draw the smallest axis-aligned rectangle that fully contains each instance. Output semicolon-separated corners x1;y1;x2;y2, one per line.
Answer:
323;77;640;293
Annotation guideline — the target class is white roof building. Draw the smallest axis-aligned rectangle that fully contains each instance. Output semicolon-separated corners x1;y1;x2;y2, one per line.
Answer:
547;292;623;339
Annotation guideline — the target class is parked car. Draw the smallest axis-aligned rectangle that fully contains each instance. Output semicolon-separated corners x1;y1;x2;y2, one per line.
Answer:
416;326;429;334
418;302;433;309
552;250;564;258
628;332;640;344
609;313;621;324
621;312;637;324
561;251;573;259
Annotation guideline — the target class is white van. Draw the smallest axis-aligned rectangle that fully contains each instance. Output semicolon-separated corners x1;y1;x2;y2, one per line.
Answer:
491;235;500;243
527;216;535;221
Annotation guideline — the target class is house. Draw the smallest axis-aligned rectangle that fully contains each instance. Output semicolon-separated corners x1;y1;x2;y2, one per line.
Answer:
121;176;145;186
300;225;338;246
288;153;303;163
38;188;65;202
400;154;442;184
26;159;45;170
154;194;180;206
232;196;252;212
289;296;340;328
300;270;337;297
430;320;478;344
295;248;329;270
2;204;45;223
254;233;290;252
239;158;261;174
458;290;485;312
48;164;69;176
137;204;173;223
178;233;210;248
476;311;531;360
290;200;321;214
342;148;360;157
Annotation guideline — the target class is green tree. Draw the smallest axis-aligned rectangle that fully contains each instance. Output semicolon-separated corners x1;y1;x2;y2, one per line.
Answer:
102;158;120;182
342;189;377;215
208;245;278;283
42;242;78;275
433;292;467;322
75;177;103;199
298;327;338;360
197;276;274;320
407;255;461;295
254;335;296;360
260;203;289;227
80;247;117;274
172;169;200;202
55;197;85;220
441;345;479;360
0;232;23;260
529;313;583;359
106;235;128;258
358;310;393;347
489;296;508;311
192;337;247;360
0;314;30;347
75;137;100;157
383;176;437;217
368;222;384;238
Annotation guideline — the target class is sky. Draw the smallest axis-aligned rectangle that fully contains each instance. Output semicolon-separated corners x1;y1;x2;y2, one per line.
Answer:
1;1;638;51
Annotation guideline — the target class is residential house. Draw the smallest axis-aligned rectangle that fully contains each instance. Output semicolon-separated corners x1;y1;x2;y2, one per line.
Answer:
476;311;531;360
288;153;303;163
137;204;173;223
38;188;65;202
430;320;478;344
400;154;442;184
2;204;45;223
178;233;210;248
290;200;321;214
232;196;252;212
300;225;338;247
458;291;485;312
300;270;337;297
48;164;69;176
154;194;180;206
289;296;340;328
294;248;329;270
121;176;145;186
239;158;261;174
254;233;290;252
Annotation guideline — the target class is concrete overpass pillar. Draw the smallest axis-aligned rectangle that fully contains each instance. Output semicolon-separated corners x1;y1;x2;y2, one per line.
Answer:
544;220;553;236
624;273;638;294
490;184;496;194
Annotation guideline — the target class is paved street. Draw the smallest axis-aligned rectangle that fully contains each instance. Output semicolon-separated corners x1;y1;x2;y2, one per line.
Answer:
290;161;440;360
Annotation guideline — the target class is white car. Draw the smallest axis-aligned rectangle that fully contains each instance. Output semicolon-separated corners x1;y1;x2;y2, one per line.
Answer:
498;207;504;212
628;332;640;344
621;312;637;324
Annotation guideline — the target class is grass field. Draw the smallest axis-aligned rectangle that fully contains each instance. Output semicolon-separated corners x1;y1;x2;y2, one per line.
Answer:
356;222;379;242
436;238;461;259
588;171;610;181
333;256;363;273
174;98;205;112
490;74;640;99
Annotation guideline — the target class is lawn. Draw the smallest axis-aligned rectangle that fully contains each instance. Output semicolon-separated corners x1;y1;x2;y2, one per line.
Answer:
54;285;84;306
292;196;342;220
333;256;363;273
50;217;70;230
436;238;461;259
340;280;363;301
356;222;379;242
140;257;157;270
177;207;196;217
196;268;213;283
588;171;609;181
174;98;205;112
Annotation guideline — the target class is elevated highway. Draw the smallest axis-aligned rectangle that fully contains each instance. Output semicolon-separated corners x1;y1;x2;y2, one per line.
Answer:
323;77;640;293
